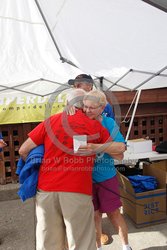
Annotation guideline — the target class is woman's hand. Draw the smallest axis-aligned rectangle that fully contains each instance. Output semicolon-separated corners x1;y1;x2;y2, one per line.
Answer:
77;144;98;155
78;142;126;158
65;105;76;115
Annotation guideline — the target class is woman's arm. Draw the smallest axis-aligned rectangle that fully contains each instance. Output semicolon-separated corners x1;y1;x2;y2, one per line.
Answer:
79;141;126;159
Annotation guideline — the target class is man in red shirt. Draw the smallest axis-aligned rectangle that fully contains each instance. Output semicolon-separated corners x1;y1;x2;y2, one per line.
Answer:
19;89;119;250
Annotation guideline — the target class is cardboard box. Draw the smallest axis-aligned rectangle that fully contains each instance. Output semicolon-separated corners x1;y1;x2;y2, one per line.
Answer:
127;139;152;154
152;160;167;214
154;160;167;184
118;162;167;227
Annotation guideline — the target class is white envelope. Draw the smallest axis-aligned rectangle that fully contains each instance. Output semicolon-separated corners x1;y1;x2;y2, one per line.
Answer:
73;135;87;153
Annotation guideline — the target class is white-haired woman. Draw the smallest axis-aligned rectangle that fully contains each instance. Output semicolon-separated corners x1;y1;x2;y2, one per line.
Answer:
83;90;132;250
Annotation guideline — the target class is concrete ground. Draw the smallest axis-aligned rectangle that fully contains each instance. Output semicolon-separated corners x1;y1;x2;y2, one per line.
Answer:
0;184;167;250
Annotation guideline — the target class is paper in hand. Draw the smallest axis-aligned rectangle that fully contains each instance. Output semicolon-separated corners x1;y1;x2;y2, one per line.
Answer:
73;135;87;153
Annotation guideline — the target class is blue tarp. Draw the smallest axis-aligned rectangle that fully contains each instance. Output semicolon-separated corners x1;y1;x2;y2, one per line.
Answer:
127;175;158;193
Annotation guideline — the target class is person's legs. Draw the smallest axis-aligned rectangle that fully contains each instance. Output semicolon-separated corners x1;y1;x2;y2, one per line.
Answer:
60;192;96;250
93;183;109;248
107;208;128;245
95;176;132;249
36;190;66;250
94;210;102;248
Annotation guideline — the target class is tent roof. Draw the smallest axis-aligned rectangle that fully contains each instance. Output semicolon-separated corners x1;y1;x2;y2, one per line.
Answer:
0;0;167;97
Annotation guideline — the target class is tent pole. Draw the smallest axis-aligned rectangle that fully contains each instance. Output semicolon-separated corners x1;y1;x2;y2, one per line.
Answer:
135;65;167;89
125;89;142;141
34;0;78;68
99;77;104;90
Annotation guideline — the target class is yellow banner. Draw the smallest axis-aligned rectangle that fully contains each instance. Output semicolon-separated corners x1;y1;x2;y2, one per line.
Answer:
0;95;66;124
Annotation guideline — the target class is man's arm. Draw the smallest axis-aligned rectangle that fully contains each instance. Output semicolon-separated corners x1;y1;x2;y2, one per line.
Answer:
19;138;37;161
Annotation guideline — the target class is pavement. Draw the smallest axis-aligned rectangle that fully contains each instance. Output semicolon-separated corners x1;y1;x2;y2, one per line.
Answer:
0;184;167;250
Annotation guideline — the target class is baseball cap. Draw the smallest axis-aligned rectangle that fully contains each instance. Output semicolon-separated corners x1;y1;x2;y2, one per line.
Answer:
68;74;94;85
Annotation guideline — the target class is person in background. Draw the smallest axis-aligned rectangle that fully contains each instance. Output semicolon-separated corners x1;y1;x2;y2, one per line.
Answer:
68;74;115;119
0;133;6;246
0;133;7;151
82;90;132;250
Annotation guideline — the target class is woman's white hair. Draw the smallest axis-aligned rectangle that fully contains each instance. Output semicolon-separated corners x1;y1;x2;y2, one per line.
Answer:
83;89;107;106
66;89;86;108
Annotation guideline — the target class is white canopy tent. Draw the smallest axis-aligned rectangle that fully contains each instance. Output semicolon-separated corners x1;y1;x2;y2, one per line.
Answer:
0;0;167;96
0;0;167;126
36;0;167;92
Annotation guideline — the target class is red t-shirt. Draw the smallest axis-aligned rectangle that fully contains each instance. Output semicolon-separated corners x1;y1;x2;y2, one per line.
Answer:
28;110;110;195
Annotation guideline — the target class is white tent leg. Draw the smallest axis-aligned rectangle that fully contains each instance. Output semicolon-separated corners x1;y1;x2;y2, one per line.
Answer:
125;89;142;141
